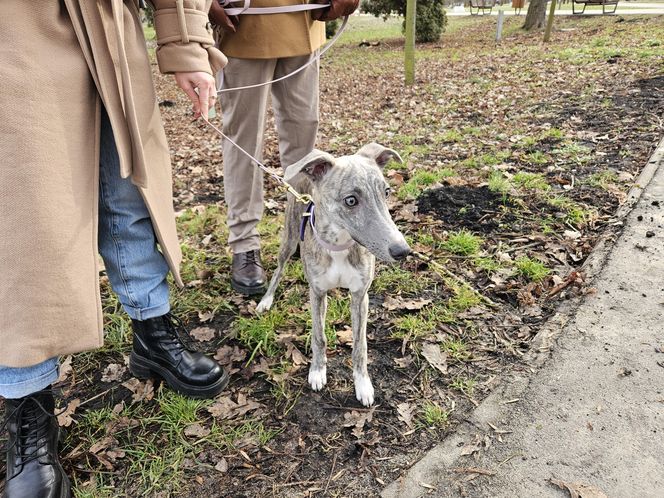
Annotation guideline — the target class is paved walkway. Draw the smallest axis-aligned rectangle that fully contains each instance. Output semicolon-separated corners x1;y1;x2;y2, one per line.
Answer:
382;139;664;497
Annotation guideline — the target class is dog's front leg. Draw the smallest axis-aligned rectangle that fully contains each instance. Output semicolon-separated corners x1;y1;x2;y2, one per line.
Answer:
351;289;374;406
308;287;328;391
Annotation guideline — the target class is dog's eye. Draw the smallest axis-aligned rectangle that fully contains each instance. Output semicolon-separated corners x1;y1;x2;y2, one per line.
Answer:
385;187;391;198
344;195;358;207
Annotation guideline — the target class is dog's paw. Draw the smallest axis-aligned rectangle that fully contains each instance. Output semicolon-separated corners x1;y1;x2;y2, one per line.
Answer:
354;375;374;407
308;366;327;391
256;295;274;314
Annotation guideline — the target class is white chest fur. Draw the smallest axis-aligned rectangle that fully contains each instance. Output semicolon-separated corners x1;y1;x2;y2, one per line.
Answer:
315;251;367;293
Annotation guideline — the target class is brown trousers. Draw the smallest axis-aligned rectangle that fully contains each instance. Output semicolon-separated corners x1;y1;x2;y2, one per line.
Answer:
218;54;319;253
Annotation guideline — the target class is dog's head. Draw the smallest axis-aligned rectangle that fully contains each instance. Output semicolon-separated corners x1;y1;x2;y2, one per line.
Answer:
285;143;411;262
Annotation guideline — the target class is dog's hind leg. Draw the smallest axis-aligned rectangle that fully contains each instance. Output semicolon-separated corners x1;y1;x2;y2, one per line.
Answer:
256;200;302;314
351;290;374;406
308;288;328;391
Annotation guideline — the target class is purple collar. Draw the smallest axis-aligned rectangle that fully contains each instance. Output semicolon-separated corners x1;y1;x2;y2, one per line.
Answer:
300;202;356;252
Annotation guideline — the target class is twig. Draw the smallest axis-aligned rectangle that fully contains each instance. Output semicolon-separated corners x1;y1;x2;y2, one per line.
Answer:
323;453;338;495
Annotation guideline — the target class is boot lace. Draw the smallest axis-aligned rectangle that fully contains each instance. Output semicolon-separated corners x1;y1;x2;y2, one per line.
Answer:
161;313;201;354
1;392;58;468
239;250;263;269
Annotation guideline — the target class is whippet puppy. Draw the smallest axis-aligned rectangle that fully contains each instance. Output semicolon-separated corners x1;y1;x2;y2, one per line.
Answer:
256;143;411;406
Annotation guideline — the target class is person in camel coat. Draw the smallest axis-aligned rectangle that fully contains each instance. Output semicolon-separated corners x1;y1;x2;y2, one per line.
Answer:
0;1;228;496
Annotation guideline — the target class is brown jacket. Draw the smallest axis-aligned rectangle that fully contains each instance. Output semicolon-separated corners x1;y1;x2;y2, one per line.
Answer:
0;0;225;367
219;0;326;59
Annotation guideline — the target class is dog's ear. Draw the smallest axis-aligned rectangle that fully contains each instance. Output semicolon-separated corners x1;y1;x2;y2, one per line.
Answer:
357;143;403;169
284;150;336;183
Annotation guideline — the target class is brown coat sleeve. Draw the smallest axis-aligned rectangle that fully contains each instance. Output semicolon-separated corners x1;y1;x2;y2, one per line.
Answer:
150;0;227;74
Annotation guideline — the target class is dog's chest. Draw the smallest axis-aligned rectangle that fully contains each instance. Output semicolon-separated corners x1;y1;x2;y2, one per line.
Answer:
315;252;367;292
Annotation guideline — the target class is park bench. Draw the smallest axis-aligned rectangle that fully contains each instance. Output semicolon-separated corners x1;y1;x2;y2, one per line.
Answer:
469;0;496;15
572;0;619;14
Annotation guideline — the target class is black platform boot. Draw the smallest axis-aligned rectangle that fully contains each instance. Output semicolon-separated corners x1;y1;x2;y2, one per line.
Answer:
129;313;229;399
2;388;71;498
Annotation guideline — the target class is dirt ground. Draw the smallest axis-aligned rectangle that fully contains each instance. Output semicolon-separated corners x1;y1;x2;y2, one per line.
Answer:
2;13;663;498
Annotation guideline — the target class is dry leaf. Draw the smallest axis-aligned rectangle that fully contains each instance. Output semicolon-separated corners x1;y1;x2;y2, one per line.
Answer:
101;363;127;383
396;402;415;428
198;310;215;323
90;436;126;470
184;423;211;438
394;355;414;368
214;345;247;365
383;295;433;311
286;343;308;366
57;398;81;427
207;394;261;420
215;458;229;473
422;343;448;375
337;326;353;346
343;408;375;439
190;326;216;342
550;479;608;498
56;356;73;385
122;378;154;403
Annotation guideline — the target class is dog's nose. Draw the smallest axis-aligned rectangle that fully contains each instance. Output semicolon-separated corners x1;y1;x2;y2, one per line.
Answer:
389;242;411;260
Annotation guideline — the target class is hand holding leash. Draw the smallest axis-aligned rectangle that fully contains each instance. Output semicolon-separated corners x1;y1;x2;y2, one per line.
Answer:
175;71;217;119
311;0;359;21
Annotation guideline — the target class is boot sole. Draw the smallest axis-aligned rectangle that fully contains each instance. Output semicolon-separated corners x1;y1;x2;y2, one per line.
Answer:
128;353;229;399
231;278;267;296
61;476;72;498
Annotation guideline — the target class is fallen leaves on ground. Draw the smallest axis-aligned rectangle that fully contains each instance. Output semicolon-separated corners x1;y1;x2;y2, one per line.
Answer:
206;392;261;420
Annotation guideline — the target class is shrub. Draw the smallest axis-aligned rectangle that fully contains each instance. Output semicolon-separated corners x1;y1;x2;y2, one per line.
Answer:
326;19;340;39
361;0;447;43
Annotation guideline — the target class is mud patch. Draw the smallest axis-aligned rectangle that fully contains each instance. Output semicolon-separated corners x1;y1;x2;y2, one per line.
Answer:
417;185;517;233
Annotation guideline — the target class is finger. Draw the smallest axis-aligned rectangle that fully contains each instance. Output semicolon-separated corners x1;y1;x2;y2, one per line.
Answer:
198;83;211;120
179;80;201;118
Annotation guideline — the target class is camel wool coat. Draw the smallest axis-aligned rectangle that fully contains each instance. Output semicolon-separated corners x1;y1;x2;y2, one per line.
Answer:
0;0;226;368
219;0;325;59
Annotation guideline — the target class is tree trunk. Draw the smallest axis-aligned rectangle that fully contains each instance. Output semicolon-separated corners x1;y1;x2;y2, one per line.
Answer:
523;0;548;30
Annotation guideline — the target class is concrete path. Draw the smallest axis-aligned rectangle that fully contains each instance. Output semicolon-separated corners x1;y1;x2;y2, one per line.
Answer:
382;139;664;498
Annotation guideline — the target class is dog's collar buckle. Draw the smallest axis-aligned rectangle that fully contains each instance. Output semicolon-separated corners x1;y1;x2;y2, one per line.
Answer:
300;202;355;252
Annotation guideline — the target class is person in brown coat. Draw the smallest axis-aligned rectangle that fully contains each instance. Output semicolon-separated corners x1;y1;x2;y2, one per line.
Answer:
209;0;358;295
0;1;228;496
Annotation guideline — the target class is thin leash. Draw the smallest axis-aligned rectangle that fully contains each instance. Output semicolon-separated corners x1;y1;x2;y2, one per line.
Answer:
201;116;313;205
215;15;349;95
199;8;496;304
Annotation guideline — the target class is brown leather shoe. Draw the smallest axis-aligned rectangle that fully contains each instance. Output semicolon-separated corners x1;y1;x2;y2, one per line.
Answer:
231;250;267;295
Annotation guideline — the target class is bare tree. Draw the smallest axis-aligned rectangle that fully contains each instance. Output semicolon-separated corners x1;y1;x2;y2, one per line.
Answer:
523;0;548;30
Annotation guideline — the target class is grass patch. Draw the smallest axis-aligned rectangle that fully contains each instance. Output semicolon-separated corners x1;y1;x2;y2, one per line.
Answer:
441;339;471;361
398;168;456;200
372;266;433;295
488;171;511;196
442;229;482;256
234;309;286;362
448;285;481;312
473;256;502;273
513;172;550;191
514;256;550;282
420;401;450;428
449;376;476;396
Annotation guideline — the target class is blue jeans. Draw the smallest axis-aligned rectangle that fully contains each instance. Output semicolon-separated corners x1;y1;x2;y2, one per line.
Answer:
0;109;171;399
